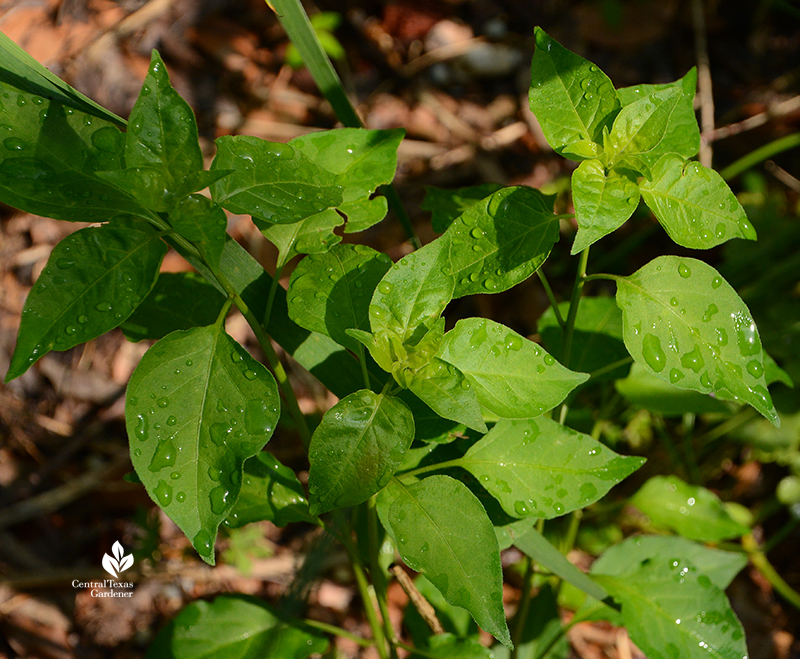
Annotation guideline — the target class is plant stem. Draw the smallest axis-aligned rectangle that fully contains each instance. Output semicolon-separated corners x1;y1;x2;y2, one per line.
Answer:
263;262;284;328
720;132;800;181
302;619;373;647
742;533;800;611
537;269;564;328
681;412;702;484
367;497;399;659
399;458;462;480
358;346;373;391
587;356;633;381
510;556;534;659
561;247;590;370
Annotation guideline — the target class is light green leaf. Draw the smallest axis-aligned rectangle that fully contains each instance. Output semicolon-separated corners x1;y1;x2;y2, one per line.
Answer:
255;209;344;267
210;135;342;223
438;318;588;418
170;194;227;268
126;51;203;185
95;166;173;212
146;595;328;659
421;183;503;233
126;325;280;564
528;27;620;153
640;154;756;249
560;139;604;161
571;159;639;254
121;272;226;343
224;452;314;528
607;87;682;162
615;255;779;425
592;535;748;590
594;558;747;659
288;244;393;352
340;195;389;233
6;218;166;381
458;418;644;518
387;475;511;646
308;390;414;515
445;187;559;297
630;475;750;542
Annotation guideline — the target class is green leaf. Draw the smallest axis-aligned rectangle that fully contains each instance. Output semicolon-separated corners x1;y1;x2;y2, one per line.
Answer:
607;87;682;162
340;195;389;233
571;159;639;254
404;575;478;644
594;558;747;659
126;51;202;185
255;210;344;267
615;363;731;416
592;535;748;590
494;517;537;551
0;82;154;222
95;166;173;212
617;68;700;163
458;417;644;518
146;595;327;659
538;297;629;380
630;475;750;542
438;318;589;418
288;244;393;352
6;219;166;381
126;325;280;564
408;634;495;659
421;184;503;233
615;256;779;425
387;475;511;646
210;135;343;224
640;154;757;249
560;139;604;161
170;194;227;268
445;187;559;297
224;452;314;528
308;390;414;515
490;585;569;659
406;359;487;433
121;272;226;343
528;27;620;154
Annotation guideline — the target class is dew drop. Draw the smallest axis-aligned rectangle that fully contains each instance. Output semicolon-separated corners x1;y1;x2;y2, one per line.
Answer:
95;302;112;312
77;315;88;324
711;277;722;289
514;500;530;516
193;530;212;554
149;440;177;472
746;360;763;378
134;414;148;441
210;423;232;447
669;368;685;383
157;397;169;408
166;416;177;426
170;471;180;480
642;334;667;372
543;354;555;365
154;480;173;506
56;258;74;269
230;351;244;363
176;491;186;503
702;304;719;322
378;281;393;295
243;369;258;380
3;137;26;151
678;263;691;278
681;346;705;374
245;399;275;435
210;486;231;514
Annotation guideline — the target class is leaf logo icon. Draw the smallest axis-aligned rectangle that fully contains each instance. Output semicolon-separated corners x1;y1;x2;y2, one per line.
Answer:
102;541;134;578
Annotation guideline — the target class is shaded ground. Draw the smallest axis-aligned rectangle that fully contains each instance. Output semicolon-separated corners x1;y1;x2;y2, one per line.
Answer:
0;0;799;657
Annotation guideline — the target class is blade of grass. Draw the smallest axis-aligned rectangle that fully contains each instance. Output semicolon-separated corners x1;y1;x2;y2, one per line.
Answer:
720;132;800;181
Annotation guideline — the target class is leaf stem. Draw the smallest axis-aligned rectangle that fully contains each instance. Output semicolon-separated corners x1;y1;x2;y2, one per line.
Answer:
742;533;800;611
263;262;284;328
510;555;534;659
367;497;399;659
399;458;462;480
587;356;633;381
358;346;373;391
302;619;373;647
561;247;590;371
537;269;565;328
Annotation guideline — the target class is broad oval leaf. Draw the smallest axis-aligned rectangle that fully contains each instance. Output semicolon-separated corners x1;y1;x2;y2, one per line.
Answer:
594;558;747;659
210;135;342;224
146;595;328;659
256;209;344;268
615;256;779;425
445;186;559;297
528;27;620;153
630;475;749;542
640;154;756;249
607;87;681;162
458;417;644;519
308;390;414;515
421;183;503;233
6;218;166;381
387;475;511;646
438;318;588;418
288;244;393;352
126;51;203;184
126;325;280;564
121;272;226;343
224;452;314;528
571;159;639;254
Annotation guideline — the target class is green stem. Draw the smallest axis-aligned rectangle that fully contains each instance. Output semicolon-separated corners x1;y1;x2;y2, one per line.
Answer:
510;556;535;659
587;356;633;381
742;533;800;611
537;269;565;328
720;132;800;181
358;346;373;391
367;497;399;659
263;262;284;328
302;619;373;647
582;273;618;283
561;247;590;370
681;413;701;484
399;458;462;480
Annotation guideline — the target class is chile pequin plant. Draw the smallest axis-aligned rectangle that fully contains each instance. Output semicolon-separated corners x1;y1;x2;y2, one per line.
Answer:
0;21;784;659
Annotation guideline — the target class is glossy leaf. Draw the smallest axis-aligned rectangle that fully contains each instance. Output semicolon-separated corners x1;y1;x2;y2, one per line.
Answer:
615;256;779;425
170;194;227;268
146;595;327;659
445;187;559;297
457;418;644;518
606;87;681;162
0;81;153;222
439;318;588;418
121;272;226;343
387;476;511;646
571;159;639;254
224;452;314;528
592;535;748;590
630;475;750;542
308;390;414;515
256;210;344;267
288;244;393;352
594;558;747;659
6;218;166;381
421;183;503;233
538;297;629;380
211;135;342;224
528;27;620;153
126;51;203;185
126;324;280;564
340;195;389;233
617;68;700;163
640;154;756;249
